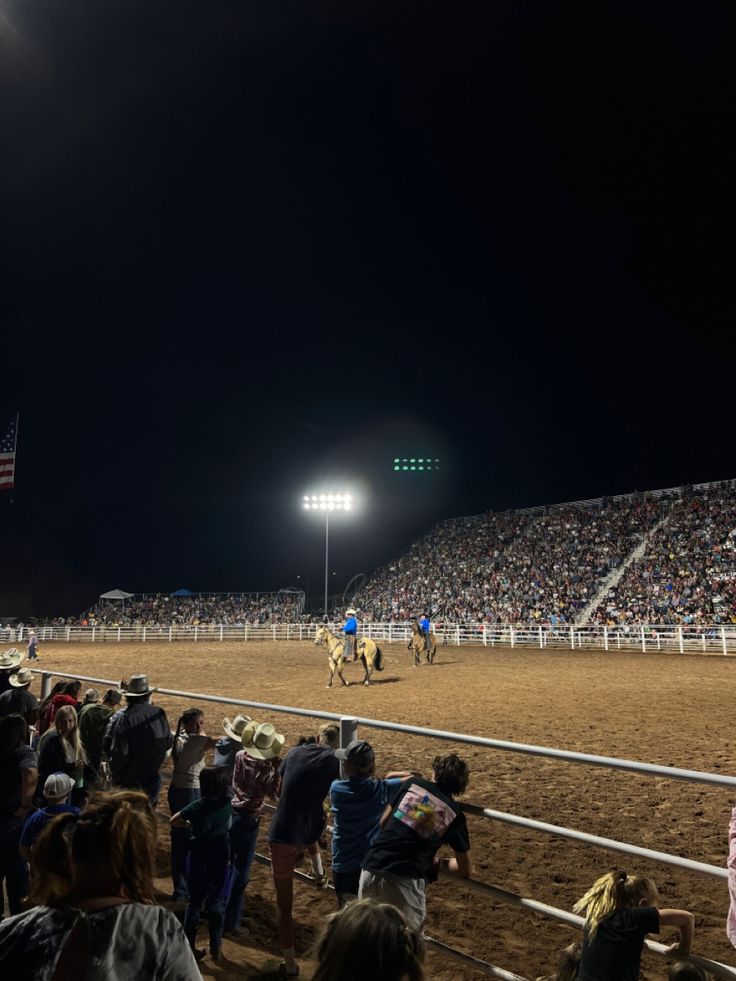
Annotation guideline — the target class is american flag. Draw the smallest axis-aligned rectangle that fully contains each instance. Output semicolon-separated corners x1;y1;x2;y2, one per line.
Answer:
0;417;17;491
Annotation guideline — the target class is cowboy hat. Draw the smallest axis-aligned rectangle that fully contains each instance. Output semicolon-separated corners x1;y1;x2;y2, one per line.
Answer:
117;674;155;698
222;713;253;742
243;722;285;761
345;608;356;616
240;720;259;749
9;667;33;688
0;649;23;669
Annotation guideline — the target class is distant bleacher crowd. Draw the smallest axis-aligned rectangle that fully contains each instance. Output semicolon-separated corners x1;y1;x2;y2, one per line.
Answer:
353;480;736;626
13;481;736;631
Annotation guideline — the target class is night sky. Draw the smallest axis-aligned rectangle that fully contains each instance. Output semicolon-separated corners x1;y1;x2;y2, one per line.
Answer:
0;2;732;615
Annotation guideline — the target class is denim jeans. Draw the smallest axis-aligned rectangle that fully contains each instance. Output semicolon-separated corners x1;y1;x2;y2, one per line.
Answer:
184;836;231;954
224;812;260;930
168;786;201;899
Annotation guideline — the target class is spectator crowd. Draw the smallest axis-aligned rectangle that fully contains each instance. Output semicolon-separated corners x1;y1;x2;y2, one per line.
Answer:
0;652;731;978
84;591;304;628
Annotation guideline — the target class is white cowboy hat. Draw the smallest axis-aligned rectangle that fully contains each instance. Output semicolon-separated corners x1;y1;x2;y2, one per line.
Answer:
240;721;259;749
345;608;357;616
242;722;285;761
117;674;155;698
222;713;253;742
9;667;33;688
0;649;23;669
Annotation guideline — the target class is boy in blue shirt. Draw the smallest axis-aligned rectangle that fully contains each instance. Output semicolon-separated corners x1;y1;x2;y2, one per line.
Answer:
330;739;414;906
19;772;79;860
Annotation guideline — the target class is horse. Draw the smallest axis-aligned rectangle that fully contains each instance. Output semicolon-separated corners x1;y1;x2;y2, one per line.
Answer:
314;625;384;688
408;618;437;666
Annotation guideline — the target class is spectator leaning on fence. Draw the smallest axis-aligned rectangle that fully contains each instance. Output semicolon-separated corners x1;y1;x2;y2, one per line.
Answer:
359;753;473;933
573;869;694;980
103;675;173;807
168;707;219;902
329;739;414;907
78;688;122;776
213;714;252;781
267;722;340;980
224;719;281;936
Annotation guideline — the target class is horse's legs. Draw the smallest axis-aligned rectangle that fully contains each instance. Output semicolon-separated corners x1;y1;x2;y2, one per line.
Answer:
413;644;419;668
363;656;371;686
327;657;336;688
337;658;349;686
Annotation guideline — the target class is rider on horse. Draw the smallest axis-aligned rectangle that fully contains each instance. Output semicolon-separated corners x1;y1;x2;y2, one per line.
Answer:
419;612;432;653
342;608;358;661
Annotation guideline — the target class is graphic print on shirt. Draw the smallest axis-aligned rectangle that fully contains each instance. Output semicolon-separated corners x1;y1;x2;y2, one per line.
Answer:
392;783;455;839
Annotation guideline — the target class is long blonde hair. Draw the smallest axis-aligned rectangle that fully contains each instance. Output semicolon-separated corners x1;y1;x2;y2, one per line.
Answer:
572;870;659;938
54;705;87;765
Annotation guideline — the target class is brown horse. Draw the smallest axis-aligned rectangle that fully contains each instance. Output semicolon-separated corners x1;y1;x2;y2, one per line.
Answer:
315;626;384;688
409;618;436;666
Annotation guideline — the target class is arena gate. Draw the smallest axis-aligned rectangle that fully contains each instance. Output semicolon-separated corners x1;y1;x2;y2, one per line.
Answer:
31;668;736;979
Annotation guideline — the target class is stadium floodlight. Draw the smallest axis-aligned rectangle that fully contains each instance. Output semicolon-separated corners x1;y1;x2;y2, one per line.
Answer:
302;491;355;616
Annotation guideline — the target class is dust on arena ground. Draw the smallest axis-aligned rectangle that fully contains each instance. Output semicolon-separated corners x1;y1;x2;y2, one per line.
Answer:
31;640;736;980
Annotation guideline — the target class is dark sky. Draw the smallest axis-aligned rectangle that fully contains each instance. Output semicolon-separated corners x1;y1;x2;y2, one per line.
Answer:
0;2;732;614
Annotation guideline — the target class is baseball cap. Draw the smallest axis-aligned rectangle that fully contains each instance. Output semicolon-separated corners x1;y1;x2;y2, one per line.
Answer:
335;739;375;768
44;772;75;800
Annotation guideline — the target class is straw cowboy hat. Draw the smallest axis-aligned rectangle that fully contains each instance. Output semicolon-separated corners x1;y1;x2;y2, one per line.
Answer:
9;668;33;688
243;722;285;760
346;608;357;616
222;713;253;742
239;721;259;749
0;649;23;669
117;674;155;698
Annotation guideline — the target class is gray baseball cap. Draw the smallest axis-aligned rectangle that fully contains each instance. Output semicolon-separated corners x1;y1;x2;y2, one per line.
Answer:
335;739;375;768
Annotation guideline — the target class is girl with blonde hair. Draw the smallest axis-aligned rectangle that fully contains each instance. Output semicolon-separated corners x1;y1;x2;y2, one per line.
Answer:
573;869;694;980
37;705;94;806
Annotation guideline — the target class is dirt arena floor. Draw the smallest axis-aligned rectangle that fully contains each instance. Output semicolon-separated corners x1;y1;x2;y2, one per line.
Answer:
24;640;736;979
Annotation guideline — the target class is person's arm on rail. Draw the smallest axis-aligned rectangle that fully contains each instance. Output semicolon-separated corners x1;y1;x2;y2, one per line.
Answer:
433;849;473;879
659;909;694;958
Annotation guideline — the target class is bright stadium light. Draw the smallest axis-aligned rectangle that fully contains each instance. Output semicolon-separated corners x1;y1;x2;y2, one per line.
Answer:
302;491;355;616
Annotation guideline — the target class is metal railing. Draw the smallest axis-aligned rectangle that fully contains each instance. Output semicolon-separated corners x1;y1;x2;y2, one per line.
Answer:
30;666;736;978
6;620;736;654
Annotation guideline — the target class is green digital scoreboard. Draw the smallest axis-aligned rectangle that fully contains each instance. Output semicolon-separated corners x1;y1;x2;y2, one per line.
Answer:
393;458;440;471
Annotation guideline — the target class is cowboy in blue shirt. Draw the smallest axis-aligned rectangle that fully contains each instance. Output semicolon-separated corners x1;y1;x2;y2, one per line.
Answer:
342;608;358;662
419;613;432;652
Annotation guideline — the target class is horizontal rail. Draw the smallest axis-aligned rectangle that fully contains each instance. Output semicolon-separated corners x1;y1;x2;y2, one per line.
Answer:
462;804;728;879
422;936;530;980
32;670;736;789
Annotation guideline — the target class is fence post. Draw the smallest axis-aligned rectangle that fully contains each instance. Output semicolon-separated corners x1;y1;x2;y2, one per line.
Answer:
272;625;276;641
92;627;96;643
117;627;121;644
484;624;488;647
40;671;52;700
456;625;460;645
702;632;707;652
678;626;684;654
299;624;303;641
723;626;728;656
388;623;393;642
286;624;290;640
538;625;543;649
569;626;574;650
603;626;609;651
509;626;515;649
339;716;359;777
142;626;147;643
641;626;646;653
245;625;249;642
169;626;173;643
66;625;71;642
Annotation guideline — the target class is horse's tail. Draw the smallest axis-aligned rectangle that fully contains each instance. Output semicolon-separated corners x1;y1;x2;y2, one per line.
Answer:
374;645;384;671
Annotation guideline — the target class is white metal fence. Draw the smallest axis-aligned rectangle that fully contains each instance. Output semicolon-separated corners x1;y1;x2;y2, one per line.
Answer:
5;621;736;654
29;666;736;979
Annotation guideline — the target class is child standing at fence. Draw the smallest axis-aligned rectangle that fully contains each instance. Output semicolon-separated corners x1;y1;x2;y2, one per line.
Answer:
573;870;694;980
171;765;233;963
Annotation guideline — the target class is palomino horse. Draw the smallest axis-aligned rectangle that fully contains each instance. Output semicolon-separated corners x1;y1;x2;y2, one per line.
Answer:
408;618;437;666
314;625;384;688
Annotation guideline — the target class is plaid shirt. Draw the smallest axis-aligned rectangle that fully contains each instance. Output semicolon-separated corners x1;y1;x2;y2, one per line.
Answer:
231;750;279;814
